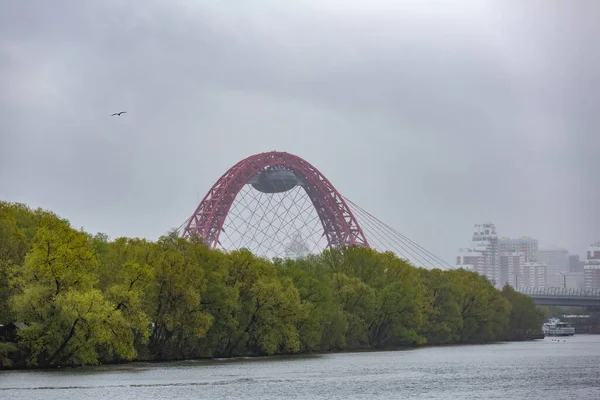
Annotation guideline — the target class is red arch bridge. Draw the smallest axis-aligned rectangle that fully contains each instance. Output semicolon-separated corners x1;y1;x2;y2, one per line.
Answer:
177;151;451;269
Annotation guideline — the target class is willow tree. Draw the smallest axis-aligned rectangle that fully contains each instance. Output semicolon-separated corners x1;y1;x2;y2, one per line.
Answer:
11;213;145;367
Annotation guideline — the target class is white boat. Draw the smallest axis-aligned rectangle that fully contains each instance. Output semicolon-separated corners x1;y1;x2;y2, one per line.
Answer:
542;318;575;336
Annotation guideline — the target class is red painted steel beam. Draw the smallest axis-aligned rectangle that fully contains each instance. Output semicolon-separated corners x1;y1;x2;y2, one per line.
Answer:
182;151;369;250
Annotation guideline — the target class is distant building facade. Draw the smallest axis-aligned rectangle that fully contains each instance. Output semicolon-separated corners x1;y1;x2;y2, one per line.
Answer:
456;223;499;285
569;255;585;273
498;237;539;262
499;252;525;288
584;241;600;289
456;248;483;271
519;262;548;287
472;223;499;284
539;247;570;287
455;224;592;289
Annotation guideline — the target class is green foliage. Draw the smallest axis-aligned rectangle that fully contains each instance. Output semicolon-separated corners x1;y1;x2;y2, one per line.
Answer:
418;269;462;344
501;285;545;340
15;289;139;366
453;270;510;343
0;202;32;324
0;342;18;368
0;201;545;368
8;212;144;367
196;249;306;357
145;235;213;359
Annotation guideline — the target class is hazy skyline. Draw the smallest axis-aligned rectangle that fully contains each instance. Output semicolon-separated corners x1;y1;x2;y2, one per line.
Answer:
1;0;599;264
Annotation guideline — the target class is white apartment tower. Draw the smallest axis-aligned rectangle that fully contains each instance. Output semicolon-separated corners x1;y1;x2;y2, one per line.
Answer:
584;241;600;289
457;223;499;286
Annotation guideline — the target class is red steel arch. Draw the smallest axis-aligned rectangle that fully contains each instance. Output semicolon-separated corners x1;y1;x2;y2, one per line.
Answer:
182;151;369;251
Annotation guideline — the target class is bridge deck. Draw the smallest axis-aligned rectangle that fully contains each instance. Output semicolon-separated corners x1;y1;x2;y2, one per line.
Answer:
515;287;600;307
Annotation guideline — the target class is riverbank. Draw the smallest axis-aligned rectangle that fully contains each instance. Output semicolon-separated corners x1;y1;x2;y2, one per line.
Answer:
1;334;550;371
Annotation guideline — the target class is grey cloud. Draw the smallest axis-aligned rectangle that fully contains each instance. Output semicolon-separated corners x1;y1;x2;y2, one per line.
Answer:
1;0;598;264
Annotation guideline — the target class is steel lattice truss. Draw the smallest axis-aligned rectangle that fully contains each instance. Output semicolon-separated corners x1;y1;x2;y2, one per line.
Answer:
218;185;329;259
182;151;369;255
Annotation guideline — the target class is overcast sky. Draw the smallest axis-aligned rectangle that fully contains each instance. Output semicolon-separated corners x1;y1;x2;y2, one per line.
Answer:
1;0;599;265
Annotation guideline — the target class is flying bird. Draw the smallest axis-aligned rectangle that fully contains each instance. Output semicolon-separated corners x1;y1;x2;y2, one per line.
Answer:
111;111;127;116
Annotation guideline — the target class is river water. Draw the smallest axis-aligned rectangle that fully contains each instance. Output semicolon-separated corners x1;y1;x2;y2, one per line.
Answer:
1;335;599;399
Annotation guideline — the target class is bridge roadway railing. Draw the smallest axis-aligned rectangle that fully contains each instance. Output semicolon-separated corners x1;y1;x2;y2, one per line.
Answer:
515;287;600;297
515;287;600;307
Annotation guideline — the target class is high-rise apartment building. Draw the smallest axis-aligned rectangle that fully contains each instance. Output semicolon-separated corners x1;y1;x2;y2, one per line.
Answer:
498;237;539;262
539;247;570;287
499;252;525;287
456;223;499;285
456;248;483;271
584;241;600;289
497;254;547;288
519;262;548;287
457;225;589;289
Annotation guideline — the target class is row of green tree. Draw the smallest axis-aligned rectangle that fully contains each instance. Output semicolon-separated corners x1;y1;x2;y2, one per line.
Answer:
0;201;544;368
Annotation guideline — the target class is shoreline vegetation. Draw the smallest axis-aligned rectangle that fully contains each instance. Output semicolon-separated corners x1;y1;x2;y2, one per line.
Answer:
0;201;544;370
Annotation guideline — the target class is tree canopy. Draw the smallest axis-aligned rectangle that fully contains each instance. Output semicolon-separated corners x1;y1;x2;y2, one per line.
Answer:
0;201;543;368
